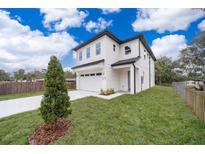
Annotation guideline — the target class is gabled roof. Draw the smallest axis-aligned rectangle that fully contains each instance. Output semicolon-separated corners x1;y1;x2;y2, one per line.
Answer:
73;30;121;51
73;30;156;61
111;56;140;67
72;59;104;69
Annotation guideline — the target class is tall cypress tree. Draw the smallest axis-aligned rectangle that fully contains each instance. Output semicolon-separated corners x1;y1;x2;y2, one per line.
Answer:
40;56;71;124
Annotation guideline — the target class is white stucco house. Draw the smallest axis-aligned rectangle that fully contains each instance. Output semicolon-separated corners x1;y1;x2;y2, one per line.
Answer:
72;30;156;94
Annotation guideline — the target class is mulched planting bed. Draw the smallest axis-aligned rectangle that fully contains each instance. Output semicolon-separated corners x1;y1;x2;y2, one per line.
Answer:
28;119;71;145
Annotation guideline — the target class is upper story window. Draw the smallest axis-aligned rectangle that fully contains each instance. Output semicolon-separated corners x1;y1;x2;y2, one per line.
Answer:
96;42;101;55
79;51;83;61
113;44;116;51
144;49;147;60
125;46;131;55
86;47;90;59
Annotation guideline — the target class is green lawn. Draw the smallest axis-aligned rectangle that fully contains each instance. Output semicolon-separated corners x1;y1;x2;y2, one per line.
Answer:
0;91;44;101
1;86;205;144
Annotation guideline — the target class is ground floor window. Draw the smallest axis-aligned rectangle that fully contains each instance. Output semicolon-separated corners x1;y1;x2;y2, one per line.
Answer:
80;72;102;77
96;73;102;76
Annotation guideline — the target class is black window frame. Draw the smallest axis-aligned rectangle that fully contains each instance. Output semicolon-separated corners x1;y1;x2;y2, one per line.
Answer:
96;42;101;55
113;44;116;51
79;50;83;61
125;46;131;55
86;47;90;59
96;73;102;76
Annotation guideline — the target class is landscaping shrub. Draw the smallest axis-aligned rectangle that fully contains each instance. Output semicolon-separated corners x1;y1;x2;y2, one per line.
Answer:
100;89;104;95
40;56;71;124
100;88;115;95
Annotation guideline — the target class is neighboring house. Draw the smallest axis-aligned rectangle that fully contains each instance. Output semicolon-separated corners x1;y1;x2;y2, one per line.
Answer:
72;30;156;94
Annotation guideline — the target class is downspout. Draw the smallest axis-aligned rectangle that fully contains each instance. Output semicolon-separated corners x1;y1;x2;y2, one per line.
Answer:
149;55;151;88
132;63;136;94
139;39;141;57
138;39;141;92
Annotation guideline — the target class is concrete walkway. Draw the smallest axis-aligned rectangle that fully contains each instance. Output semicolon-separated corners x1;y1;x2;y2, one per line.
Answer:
0;90;125;118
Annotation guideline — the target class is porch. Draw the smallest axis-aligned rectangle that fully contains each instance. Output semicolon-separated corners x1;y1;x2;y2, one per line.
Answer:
111;63;139;94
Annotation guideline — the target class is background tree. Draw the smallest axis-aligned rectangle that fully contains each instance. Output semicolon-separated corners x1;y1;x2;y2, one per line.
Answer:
24;70;46;81
179;31;205;80
64;70;76;78
33;70;46;79
24;72;35;81
14;69;25;81
0;69;10;81
40;56;71;124
155;56;186;85
155;57;173;84
13;69;46;81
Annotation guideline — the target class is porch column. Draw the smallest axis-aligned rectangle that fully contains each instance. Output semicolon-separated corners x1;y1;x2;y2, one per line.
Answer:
130;65;135;94
76;72;80;90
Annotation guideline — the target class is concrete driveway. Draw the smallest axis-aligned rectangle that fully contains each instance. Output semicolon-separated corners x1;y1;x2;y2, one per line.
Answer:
0;90;125;118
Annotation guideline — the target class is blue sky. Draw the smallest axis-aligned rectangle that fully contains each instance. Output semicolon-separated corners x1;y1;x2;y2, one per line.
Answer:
0;8;205;72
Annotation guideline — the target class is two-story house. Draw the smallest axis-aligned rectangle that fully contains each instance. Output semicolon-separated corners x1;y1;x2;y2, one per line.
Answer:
72;30;156;94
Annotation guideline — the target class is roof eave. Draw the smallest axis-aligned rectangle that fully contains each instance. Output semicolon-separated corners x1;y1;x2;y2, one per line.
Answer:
139;36;156;61
73;30;121;51
71;59;104;69
111;56;140;67
111;61;135;67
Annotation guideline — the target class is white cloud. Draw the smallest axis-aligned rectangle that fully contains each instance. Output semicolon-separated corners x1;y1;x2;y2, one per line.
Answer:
73;51;77;59
198;20;205;31
101;8;121;14
151;34;187;60
0;10;78;72
85;21;97;32
132;9;205;33
85;17;112;33
40;8;88;31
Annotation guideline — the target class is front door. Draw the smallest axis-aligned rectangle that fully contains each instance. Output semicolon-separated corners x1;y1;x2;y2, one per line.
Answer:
128;70;130;91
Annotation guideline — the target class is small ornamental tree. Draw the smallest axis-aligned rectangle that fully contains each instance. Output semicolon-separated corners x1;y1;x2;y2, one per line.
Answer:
40;56;71;124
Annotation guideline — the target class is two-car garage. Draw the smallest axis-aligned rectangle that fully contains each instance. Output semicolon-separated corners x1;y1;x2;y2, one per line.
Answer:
78;72;103;92
72;59;105;92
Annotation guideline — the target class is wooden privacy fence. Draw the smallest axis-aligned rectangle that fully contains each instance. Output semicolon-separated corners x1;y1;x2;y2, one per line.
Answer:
0;82;44;95
186;87;205;127
0;81;76;95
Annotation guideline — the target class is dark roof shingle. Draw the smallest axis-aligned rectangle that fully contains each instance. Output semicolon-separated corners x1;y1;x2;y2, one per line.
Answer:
72;59;104;69
111;56;140;67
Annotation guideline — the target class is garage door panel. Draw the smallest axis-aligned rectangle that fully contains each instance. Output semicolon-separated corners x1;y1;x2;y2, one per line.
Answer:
79;73;102;92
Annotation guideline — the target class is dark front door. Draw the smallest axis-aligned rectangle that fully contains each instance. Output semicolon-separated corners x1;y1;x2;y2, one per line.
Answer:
128;70;130;91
